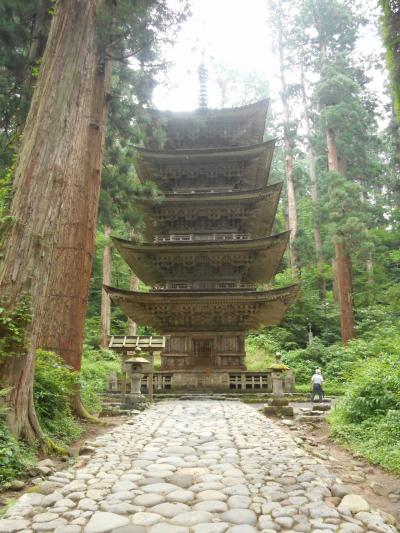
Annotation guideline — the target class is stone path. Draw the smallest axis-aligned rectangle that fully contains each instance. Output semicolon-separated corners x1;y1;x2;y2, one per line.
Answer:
1;401;397;533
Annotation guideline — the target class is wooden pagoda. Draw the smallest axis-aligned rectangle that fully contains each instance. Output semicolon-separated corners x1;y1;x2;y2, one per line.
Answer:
106;99;298;388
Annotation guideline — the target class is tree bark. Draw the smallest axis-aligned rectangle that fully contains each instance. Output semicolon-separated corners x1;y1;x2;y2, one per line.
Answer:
366;252;374;285
0;0;110;439
334;238;355;343
100;225;112;348
326;128;339;172
25;1;51;90
300;64;326;298
276;0;298;275
332;259;338;302
326;127;355;343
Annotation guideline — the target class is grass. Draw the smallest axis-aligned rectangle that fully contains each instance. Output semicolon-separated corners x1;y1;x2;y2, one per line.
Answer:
328;406;400;474
295;382;345;396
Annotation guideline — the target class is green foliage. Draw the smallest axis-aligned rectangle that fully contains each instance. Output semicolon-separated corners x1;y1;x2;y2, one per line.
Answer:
33;350;82;445
80;347;120;414
245;334;277;371
0;388;36;487
329;352;400;472
0;299;31;358
0;423;36;488
279;324;400;385
0;1;52;181
295;382;345;396
379;0;400;121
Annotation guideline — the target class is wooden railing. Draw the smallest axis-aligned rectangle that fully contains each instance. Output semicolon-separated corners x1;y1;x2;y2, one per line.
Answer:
153;281;255;291
155;233;250;243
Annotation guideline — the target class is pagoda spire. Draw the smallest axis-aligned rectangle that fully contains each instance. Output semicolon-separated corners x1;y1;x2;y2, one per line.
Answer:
198;51;208;109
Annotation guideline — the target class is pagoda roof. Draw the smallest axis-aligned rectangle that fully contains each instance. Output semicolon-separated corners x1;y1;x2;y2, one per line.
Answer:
143;99;269;150
104;284;299;333
140;183;283;240
134;140;275;192
112;232;289;285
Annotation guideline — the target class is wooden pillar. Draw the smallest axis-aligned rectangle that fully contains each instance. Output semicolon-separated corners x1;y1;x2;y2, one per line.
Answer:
100;225;112;348
147;353;154;401
121;352;128;402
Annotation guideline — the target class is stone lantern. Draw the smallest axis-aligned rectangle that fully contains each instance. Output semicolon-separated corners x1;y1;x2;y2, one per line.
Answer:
264;352;294;418
123;349;151;396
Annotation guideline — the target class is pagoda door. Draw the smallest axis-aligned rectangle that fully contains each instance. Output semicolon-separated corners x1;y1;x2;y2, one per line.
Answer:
192;338;214;368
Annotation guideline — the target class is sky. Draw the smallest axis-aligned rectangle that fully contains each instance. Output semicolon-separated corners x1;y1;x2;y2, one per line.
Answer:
152;0;388;117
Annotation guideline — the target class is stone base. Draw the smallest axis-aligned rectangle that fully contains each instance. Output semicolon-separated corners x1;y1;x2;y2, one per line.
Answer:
153;369;295;392
170;371;229;390
110;369;296;393
264;396;294;417
121;394;150;411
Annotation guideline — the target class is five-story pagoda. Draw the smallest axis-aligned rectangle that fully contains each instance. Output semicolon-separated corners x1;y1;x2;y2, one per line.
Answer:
106;98;298;388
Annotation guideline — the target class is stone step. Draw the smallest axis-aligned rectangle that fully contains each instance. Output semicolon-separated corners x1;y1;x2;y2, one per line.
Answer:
298;414;326;422
312;403;331;412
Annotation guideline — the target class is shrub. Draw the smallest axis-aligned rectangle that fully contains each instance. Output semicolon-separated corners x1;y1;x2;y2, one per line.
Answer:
245;334;277;370
0;299;31;358
34;350;82;445
80;347;120;413
0;388;36;488
329;352;400;473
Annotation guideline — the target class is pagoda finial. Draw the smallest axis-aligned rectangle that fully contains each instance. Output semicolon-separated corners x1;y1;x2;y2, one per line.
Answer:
198;50;208;110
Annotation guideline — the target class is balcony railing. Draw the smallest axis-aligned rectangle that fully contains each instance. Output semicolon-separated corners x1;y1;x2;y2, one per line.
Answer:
155;233;250;243
153;281;256;291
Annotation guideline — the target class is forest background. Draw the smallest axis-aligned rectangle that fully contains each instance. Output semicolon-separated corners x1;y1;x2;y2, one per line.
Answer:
0;0;399;488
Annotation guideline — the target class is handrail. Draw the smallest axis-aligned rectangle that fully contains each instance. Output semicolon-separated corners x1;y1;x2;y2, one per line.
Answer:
154;233;250;243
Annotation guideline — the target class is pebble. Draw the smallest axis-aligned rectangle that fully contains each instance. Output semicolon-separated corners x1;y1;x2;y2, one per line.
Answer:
150;502;190;518
340;494;370;514
222;509;257;525
0;521;31;533
85;512;130;533
171;510;213;526
193;500;228;512
0;401;397;533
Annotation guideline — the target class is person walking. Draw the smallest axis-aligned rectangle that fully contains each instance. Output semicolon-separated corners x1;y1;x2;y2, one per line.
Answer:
311;368;324;402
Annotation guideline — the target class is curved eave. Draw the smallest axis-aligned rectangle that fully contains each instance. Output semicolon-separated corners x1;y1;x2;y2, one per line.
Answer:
104;283;299;333
145;99;269;121
140;182;283;240
112;232;290;285
140;182;281;205
143;99;269;150
134;140;275;190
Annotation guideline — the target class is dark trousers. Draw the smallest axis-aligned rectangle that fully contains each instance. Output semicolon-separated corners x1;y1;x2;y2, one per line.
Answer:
312;383;323;402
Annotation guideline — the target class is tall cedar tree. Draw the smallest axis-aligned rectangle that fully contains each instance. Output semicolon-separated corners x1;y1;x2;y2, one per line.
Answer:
380;0;400;120
269;0;299;275
0;1;52;175
302;0;360;342
0;0;185;440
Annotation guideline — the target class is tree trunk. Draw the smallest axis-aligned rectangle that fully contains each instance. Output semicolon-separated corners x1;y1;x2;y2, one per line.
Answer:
326;128;339;172
100;225;112;348
326;127;355;343
0;0;110;439
300;63;325;298
128;274;140;335
366;252;374;285
276;0;298;275
26;2;51;89
332;259;338;302
334;238;355;343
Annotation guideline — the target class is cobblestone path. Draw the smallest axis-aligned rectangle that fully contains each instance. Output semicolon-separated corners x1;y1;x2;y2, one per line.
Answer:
1;401;397;533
